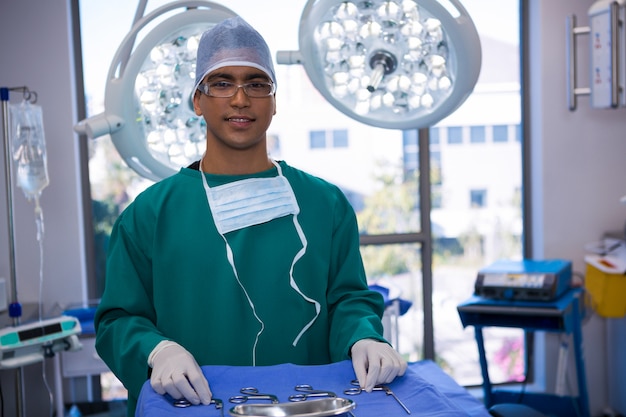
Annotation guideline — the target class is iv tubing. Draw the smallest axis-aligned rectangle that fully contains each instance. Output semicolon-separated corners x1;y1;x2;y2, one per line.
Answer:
35;198;44;321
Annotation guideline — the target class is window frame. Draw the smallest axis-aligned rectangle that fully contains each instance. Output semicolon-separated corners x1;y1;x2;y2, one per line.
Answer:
72;0;531;389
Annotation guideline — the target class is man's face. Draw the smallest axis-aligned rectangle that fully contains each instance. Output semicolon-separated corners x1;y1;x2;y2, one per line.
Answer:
193;65;276;152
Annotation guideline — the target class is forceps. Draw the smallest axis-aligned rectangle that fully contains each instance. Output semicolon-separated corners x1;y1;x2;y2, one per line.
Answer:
171;397;224;416
229;387;279;404
344;379;411;414
288;384;337;402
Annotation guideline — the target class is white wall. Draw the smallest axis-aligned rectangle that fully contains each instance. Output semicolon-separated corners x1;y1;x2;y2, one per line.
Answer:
0;0;86;314
1;0;626;415
0;0;87;415
529;0;626;414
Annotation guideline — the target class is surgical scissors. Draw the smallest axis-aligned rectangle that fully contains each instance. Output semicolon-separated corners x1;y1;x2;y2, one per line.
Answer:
229;387;279;404
171;397;224;416
288;384;337;402
344;379;411;414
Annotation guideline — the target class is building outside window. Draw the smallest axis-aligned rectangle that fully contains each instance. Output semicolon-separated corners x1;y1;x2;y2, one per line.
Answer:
430;127;440;145
493;124;510;143
471;189;488;208
309;130;326;149
447;126;463;144
309;129;349;149
515;124;522;142
470;126;486;143
76;0;523;401
332;129;348;148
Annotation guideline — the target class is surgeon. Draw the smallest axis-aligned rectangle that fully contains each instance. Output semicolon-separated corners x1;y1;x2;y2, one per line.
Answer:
94;16;407;417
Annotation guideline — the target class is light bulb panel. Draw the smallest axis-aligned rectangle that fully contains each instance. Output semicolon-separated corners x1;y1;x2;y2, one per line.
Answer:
290;0;482;129
80;2;238;181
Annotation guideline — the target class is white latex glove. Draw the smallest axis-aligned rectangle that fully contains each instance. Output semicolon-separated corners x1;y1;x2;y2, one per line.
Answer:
149;340;212;405
351;338;408;392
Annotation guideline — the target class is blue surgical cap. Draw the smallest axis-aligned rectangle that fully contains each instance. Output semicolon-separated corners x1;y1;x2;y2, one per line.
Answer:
193;16;277;95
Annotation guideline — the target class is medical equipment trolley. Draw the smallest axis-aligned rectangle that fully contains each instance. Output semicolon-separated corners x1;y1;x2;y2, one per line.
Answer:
457;283;589;417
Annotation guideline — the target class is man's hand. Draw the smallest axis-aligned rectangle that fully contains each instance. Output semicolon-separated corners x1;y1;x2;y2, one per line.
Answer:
351;338;408;392
149;341;213;405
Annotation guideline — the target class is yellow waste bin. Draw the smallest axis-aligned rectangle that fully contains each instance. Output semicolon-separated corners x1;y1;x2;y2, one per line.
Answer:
585;254;626;318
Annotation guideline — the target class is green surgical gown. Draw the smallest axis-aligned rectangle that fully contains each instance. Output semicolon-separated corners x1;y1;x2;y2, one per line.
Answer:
94;161;386;416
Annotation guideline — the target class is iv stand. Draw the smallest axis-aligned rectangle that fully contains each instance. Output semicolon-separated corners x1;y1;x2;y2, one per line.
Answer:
1;85;34;417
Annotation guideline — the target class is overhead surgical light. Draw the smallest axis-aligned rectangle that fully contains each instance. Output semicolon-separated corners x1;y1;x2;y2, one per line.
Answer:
74;1;238;181
277;0;482;130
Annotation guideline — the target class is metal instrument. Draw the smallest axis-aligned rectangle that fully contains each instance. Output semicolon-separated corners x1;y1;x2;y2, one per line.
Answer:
171;397;224;416
229;387;279;404
229;397;356;417
288;384;337;402
344;379;411;414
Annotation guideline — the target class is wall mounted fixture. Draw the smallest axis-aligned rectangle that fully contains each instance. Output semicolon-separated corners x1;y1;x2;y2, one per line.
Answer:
567;0;625;110
276;0;482;129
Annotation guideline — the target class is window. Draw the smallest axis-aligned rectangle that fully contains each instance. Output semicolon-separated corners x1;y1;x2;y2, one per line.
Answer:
493;125;509;143
402;130;418;177
332;129;348;148
447;126;463;144
431;151;442;209
309;129;348;149
76;0;523;395
309;130;326;149
430;127;440;145
470;189;487;208
470;126;486;143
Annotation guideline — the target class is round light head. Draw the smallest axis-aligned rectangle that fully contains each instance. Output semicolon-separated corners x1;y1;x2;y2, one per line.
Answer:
295;0;481;129
100;2;238;180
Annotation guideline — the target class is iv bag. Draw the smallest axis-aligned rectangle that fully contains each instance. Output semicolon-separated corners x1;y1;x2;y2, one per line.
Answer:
9;100;49;200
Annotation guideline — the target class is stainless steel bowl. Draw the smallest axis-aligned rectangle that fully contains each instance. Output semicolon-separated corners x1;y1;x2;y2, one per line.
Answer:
228;397;356;417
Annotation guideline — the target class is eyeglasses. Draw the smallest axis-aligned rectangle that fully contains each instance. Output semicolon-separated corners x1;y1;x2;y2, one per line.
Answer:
198;81;276;98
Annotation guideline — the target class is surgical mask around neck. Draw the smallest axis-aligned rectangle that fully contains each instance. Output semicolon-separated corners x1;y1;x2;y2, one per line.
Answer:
203;173;299;235
199;159;321;363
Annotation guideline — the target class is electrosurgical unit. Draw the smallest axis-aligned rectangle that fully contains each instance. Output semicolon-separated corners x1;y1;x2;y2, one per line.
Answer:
474;259;572;301
0;315;82;369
